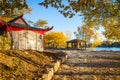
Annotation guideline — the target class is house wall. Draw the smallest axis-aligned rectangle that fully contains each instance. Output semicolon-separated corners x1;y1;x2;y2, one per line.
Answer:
9;30;44;51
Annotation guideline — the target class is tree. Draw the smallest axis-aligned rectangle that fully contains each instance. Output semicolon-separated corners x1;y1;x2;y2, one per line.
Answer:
28;19;49;29
102;18;120;42
39;0;120;18
39;0;120;41
34;19;48;29
90;32;103;49
0;0;31;21
74;24;94;43
44;31;67;48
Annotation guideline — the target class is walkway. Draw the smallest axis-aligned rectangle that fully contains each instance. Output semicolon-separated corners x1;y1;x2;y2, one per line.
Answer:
52;50;120;80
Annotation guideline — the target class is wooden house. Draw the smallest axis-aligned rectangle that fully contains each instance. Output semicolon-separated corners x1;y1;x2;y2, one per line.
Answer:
0;15;53;51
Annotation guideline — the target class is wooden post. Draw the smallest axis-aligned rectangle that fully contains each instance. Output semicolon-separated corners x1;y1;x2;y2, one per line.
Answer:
67;42;68;48
77;42;79;49
84;41;87;50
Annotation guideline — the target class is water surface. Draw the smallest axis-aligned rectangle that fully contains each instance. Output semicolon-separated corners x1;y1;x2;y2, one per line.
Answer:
88;47;120;51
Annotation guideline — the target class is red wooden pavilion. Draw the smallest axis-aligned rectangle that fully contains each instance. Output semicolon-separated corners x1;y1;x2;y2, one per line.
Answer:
0;15;53;51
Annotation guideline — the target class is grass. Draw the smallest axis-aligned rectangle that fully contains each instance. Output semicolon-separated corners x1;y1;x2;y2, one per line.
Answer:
0;50;66;80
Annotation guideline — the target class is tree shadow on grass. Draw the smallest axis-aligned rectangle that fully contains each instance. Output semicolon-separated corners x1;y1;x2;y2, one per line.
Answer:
55;71;120;76
2;50;44;67
63;61;120;68
91;54;120;61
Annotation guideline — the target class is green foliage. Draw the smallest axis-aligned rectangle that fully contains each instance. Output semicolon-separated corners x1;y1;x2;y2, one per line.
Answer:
0;0;31;21
34;19;48;28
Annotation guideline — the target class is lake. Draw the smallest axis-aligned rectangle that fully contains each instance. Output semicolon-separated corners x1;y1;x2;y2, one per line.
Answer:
87;47;120;51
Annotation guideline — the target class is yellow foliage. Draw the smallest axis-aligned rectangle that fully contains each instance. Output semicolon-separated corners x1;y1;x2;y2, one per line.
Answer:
44;31;67;48
82;25;94;41
87;28;94;36
102;20;108;27
87;20;99;28
0;36;10;50
93;0;97;5
90;33;102;49
102;18;120;41
2;17;12;22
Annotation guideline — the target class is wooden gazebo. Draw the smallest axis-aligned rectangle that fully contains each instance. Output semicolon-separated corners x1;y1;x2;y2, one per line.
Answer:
66;39;86;49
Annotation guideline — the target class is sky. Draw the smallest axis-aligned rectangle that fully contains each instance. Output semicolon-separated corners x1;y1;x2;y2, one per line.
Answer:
24;0;84;39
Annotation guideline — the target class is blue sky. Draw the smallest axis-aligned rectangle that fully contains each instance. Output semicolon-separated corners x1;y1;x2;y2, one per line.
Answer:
24;0;84;38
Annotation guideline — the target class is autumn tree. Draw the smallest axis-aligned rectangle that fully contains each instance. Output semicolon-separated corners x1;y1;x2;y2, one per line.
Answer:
44;31;67;48
74;24;94;43
102;18;120;42
90;32;103;49
34;19;48;29
39;0;120;42
39;0;120;18
0;0;31;21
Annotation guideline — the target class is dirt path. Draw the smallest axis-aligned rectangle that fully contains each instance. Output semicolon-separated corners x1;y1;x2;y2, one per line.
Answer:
52;50;120;80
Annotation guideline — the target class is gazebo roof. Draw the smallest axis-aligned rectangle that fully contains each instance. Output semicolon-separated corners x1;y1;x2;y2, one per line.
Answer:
67;39;85;43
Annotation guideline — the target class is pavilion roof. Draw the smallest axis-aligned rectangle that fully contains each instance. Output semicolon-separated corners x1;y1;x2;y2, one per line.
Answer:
67;39;85;43
0;15;53;34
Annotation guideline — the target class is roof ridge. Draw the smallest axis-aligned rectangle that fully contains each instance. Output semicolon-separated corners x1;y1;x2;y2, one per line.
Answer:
8;15;23;23
7;15;30;26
